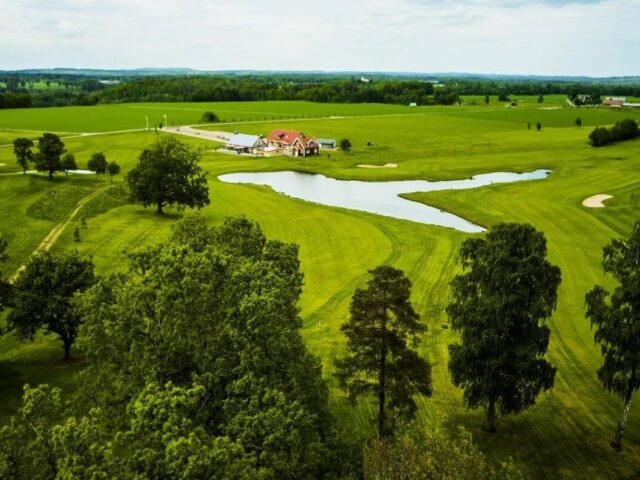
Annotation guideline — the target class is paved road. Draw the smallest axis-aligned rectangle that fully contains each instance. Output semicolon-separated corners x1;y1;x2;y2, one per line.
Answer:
162;126;231;143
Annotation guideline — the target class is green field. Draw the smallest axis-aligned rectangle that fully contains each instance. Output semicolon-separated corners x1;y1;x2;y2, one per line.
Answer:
1;101;640;479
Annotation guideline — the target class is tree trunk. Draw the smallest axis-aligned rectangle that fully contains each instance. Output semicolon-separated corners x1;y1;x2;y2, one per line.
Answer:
63;339;72;361
611;396;633;450
157;202;164;214
484;398;497;433
378;313;388;438
48;168;53;181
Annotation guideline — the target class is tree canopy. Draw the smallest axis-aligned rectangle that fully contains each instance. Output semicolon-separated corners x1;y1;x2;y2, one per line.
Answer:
60;152;77;175
585;220;640;449
12;137;34;174
8;250;95;359
339;138;352;154
34;133;65;180
87;151;107;175
125;137;210;214
335;265;432;437
447;223;561;432
364;426;523;480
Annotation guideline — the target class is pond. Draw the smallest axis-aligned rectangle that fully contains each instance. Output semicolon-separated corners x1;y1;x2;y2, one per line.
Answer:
218;169;551;233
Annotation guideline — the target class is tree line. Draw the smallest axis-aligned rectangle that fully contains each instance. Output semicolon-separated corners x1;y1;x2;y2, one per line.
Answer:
2;73;640;109
12;135;120;181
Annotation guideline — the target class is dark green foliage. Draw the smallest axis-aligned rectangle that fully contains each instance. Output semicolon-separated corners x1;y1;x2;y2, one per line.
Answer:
106;160;120;182
73;227;81;242
498;92;510;102
201;111;220;122
447;223;561;432
485;95;490;105
87;151;107;175
12;137;34;174
575;117;582;127
585;220;640;449
126;137;210;214
589;126;613;147
34;133;65;180
589;119;639;147
339;138;352;154
335;265;432;437
39;215;339;478
363;426;523;480
60;152;77;175
536;122;542;131
537;95;544;103
8;251;95;359
611;118;640;142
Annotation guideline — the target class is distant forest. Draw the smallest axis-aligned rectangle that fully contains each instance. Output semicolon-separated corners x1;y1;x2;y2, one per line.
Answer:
1;73;640;109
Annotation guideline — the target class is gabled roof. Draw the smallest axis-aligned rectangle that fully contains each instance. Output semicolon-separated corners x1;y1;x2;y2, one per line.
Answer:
268;129;304;145
227;133;264;148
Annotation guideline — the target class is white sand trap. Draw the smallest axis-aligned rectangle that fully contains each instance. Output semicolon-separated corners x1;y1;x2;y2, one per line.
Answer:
357;163;398;169
583;194;613;208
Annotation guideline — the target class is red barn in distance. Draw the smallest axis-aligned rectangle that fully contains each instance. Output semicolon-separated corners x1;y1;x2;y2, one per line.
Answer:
267;129;320;157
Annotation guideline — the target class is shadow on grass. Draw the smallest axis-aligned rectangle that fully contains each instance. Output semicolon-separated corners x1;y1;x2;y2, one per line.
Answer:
0;334;86;422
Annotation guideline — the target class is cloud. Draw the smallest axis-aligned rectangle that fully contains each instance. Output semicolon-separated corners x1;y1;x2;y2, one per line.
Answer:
0;0;638;76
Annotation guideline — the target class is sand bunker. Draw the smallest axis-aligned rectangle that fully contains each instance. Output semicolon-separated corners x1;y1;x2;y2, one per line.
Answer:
357;163;398;169
583;194;612;208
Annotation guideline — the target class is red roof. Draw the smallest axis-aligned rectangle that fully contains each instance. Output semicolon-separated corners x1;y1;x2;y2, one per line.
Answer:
268;129;304;145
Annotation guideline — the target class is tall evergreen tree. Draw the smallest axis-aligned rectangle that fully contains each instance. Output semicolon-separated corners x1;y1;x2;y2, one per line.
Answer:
585;220;640;450
447;223;561;432
335;265;432;437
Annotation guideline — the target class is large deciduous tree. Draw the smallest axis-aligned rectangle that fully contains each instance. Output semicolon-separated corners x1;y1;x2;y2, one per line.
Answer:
63;215;339;478
585;220;640;450
447;223;561;432
35;133;65;180
335;265;432;438
8;251;95;359
12;137;34;174
125;137;209;214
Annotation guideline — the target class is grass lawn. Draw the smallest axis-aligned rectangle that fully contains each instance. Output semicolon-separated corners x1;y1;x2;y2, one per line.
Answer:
0;101;639;479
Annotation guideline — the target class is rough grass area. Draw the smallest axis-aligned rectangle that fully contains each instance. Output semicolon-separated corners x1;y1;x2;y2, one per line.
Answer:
26;184;96;222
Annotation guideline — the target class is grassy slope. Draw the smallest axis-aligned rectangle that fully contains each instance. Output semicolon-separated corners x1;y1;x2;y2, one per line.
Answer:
0;102;639;478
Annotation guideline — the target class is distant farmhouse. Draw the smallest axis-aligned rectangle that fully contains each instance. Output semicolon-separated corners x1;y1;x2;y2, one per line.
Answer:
603;96;626;107
267;129;320;157
225;133;266;155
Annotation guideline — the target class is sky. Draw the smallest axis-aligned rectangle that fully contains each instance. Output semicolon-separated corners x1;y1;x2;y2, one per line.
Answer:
0;0;639;77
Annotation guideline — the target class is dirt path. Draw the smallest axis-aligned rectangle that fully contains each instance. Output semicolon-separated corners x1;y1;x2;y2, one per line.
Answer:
163;126;231;143
10;185;113;282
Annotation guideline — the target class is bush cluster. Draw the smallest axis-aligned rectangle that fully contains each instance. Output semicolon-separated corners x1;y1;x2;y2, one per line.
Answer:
589;119;639;147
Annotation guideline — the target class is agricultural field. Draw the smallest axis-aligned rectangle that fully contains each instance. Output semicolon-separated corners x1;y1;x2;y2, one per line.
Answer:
1;100;640;479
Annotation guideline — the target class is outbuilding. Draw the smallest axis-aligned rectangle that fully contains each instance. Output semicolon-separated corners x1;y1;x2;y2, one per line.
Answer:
318;138;337;149
225;134;266;155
